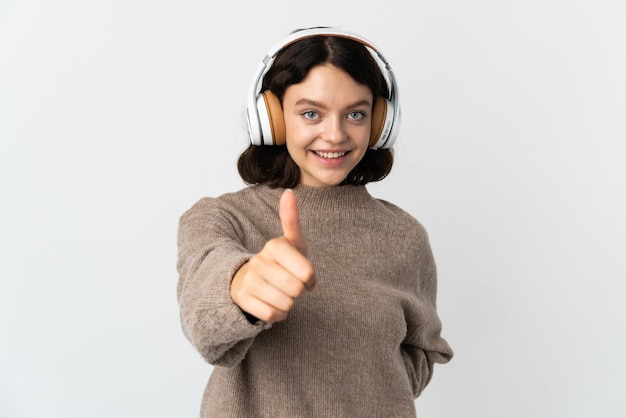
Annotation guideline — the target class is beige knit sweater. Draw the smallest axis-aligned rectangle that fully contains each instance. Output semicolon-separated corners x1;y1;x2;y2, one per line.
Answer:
177;184;453;418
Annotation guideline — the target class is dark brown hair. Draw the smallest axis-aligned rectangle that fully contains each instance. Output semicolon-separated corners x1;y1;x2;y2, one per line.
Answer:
238;33;394;188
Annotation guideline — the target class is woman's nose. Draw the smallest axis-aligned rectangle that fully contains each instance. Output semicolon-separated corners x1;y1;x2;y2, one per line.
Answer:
322;116;347;143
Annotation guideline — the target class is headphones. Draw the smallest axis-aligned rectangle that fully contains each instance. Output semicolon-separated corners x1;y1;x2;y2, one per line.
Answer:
246;27;401;150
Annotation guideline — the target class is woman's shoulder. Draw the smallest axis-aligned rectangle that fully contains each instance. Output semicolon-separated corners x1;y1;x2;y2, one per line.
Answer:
181;185;279;221
371;196;430;236
373;196;421;220
187;185;268;206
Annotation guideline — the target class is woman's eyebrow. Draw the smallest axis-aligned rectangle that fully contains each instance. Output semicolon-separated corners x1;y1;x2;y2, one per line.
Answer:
294;98;372;109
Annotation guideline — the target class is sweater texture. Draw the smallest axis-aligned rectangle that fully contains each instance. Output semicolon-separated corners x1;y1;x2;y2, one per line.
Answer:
177;184;453;418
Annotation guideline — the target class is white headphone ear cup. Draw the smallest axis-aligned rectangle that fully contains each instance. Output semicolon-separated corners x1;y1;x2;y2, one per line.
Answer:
370;97;397;149
261;91;286;145
386;102;400;148
250;91;286;146
369;96;387;148
247;96;263;146
255;94;272;146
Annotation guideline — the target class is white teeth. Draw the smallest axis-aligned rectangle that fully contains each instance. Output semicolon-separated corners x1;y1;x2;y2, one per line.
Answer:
314;151;346;159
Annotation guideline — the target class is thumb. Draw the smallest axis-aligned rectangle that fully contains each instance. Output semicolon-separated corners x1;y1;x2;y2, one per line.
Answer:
279;189;307;255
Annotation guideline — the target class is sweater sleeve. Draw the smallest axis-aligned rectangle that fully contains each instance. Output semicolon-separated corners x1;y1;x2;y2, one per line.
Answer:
176;197;272;367
402;234;453;398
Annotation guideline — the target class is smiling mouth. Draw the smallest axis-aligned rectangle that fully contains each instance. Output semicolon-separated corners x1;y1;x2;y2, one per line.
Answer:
313;151;348;159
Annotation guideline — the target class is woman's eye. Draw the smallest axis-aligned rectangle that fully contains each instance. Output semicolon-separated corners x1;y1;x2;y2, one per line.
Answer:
348;111;366;121
302;110;319;120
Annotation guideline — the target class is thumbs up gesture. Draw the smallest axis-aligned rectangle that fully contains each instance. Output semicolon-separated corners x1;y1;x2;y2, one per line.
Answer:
230;189;316;322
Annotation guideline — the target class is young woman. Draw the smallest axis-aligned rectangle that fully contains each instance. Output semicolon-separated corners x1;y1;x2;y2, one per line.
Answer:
177;27;453;417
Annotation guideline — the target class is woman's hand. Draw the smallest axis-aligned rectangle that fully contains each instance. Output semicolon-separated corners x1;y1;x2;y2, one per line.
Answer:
230;189;316;322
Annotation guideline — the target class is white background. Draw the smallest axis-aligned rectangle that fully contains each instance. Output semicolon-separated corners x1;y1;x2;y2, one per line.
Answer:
1;0;625;417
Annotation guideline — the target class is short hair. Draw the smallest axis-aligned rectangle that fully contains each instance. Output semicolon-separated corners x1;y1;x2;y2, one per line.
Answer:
238;33;394;188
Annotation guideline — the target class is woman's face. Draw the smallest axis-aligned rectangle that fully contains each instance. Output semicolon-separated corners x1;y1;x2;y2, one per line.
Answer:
282;64;372;188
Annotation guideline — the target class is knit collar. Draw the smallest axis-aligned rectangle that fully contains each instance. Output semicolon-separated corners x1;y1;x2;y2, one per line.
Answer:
257;184;374;213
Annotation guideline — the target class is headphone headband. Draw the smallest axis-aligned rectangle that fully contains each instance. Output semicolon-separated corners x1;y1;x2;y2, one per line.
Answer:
246;27;401;149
